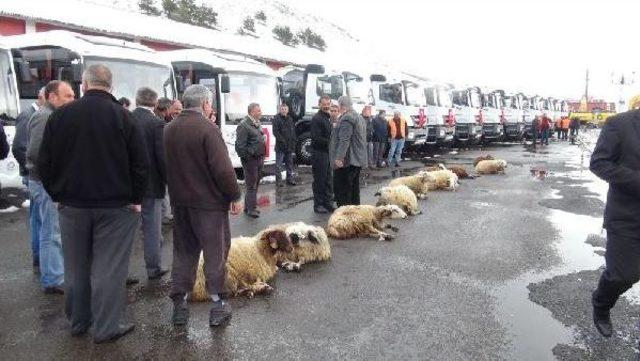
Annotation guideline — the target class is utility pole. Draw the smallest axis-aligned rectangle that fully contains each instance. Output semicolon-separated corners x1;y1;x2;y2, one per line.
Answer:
584;69;589;101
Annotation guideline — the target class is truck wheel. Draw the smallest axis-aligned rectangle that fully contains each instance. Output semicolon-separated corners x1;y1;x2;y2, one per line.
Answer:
296;131;312;165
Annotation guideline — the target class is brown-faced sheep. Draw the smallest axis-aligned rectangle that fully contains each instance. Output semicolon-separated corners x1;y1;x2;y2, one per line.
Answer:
375;185;421;216
473;154;494;166
191;229;294;301
388;172;435;199
270;222;331;272
475;159;507;175
446;164;474;179
326;204;407;241
424;169;459;191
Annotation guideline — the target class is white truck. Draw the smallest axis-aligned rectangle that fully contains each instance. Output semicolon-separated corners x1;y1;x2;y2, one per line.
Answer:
452;86;483;145
479;89;504;143
422;82;455;146
499;90;525;141
164;49;279;169
0;42;21;190
279;64;345;164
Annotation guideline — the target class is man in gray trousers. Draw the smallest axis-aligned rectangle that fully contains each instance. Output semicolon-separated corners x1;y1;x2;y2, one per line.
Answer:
38;64;149;343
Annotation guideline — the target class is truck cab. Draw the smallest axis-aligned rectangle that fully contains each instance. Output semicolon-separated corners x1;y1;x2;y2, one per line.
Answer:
523;95;543;139
480;90;504;142
343;71;374;114
279;64;345;164
423;83;455;146
164;49;279;169
500;91;525;141
452;86;483;145
401;78;428;147
0;42;21;190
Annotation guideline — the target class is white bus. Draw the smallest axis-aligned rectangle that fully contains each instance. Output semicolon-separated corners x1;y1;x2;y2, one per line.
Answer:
0;42;21;190
165;49;279;169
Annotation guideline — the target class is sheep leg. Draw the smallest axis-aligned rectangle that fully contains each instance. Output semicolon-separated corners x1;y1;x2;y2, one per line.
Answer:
250;282;274;295
375;220;398;233
365;224;394;241
417;193;428;200
280;261;302;272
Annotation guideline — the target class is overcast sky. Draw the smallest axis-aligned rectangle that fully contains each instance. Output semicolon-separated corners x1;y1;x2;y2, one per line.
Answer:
294;0;640;101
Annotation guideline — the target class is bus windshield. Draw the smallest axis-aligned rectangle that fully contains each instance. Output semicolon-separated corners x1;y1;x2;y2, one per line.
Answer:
85;57;175;103
0;49;19;120
225;72;278;124
379;83;403;105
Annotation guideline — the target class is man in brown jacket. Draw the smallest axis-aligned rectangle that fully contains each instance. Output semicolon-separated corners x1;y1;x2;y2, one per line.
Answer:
164;85;242;327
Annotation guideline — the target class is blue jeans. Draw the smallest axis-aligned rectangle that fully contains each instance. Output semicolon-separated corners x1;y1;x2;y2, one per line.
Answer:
387;138;405;166
29;180;64;288
141;197;162;276
24;177;40;263
275;151;293;182
541;129;549;145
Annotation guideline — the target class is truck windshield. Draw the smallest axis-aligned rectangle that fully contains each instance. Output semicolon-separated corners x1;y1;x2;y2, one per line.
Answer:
452;91;468;106
379;83;403;105
346;77;373;105
0;49;18;120
425;87;437;106
316;75;344;100
469;91;481;108
225;72;278;124
404;82;424;107
503;96;513;108
437;88;453;108
85;57;175;103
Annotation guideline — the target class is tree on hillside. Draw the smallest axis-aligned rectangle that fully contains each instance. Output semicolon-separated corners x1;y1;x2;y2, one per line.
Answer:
161;0;179;18
161;0;217;29
273;25;298;46
243;17;256;33
255;10;267;22
139;0;162;16
297;28;327;51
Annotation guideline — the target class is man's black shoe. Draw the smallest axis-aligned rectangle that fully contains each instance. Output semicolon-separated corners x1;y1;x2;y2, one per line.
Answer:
245;210;260;218
593;307;613;338
71;322;91;337
94;323;135;344
286;180;297;186
324;204;337;212
148;269;169;280
209;301;232;327
44;285;64;295
172;300;189;326
126;277;140;286
314;206;329;214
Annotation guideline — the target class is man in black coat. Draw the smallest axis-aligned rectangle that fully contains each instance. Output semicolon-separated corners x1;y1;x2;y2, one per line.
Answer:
131;87;168;280
38;64;148;343
310;95;334;213
272;103;297;187
235;103;266;218
590;109;640;338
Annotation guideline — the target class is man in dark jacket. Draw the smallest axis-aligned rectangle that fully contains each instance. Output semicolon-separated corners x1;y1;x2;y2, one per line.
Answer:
131;87;168;280
372;109;388;167
38;64;149;343
589;109;640;338
569;117;580;144
272;103;296;187
311;95;334;213
235;103;266;218
13;87;45;179
164;84;242;328
531;116;540;148
27;80;75;295
330;96;367;206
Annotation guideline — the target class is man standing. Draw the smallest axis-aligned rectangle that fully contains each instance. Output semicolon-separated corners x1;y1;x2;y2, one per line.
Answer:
13;87;45;270
540;114;551;146
164;84;242;327
272;103;297;187
361;105;374;168
561;116;570;141
372;110;389;168
310;95;334;213
531;115;540;148
331;96;367;207
569;117;580;144
38;64;148;343
589;108;640;338
27;80;75;294
235;103;266;218
387;111;407;167
131;88;169;280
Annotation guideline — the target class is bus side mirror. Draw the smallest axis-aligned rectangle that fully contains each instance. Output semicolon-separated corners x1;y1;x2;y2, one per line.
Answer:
305;64;325;74
220;74;230;93
70;63;83;83
17;60;32;83
175;75;186;93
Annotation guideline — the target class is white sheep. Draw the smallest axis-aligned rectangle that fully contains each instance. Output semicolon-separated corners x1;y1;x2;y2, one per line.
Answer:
326;204;407;241
375;185;421;216
190;228;294;301
270;222;331;272
388;172;435;199
475;159;507;175
424;169;459;191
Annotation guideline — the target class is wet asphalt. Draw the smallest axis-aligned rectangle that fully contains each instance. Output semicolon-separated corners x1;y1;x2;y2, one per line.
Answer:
0;131;638;360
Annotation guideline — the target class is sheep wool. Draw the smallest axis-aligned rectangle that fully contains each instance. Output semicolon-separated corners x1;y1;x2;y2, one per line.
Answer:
326;204;407;241
473;154;494;166
375;185;421;216
475;159;507;175
271;222;332;272
425;169;459;191
388;172;435;199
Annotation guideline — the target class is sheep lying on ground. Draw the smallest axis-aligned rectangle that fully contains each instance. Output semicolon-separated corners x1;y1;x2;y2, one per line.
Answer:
326;204;407;241
270;222;331;272
446;164;474;179
191;229;294;301
375;185;421;216
424;169;459;191
475;159;507;175
424;163;447;172
388;172;435;199
473;154;494;166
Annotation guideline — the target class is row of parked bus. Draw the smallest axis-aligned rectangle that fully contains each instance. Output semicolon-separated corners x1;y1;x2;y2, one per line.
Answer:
0;30;569;184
